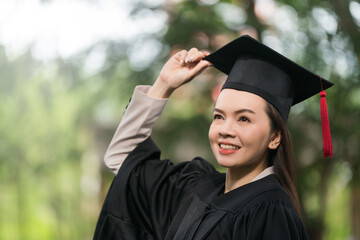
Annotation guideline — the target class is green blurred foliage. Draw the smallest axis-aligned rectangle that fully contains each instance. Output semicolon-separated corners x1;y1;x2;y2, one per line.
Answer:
0;0;359;239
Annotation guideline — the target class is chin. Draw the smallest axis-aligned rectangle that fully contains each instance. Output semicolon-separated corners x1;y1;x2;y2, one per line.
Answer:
216;155;245;169
215;153;264;170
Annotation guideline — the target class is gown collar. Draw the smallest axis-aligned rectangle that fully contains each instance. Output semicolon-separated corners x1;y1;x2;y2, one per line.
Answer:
195;170;284;213
251;166;274;182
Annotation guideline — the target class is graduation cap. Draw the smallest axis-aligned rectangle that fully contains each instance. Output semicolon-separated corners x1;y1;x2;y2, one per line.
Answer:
203;35;334;158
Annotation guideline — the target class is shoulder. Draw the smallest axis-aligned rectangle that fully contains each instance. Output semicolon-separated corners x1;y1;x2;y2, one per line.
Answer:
239;175;295;213
242;187;298;220
214;174;300;218
194;174;294;213
233;177;308;239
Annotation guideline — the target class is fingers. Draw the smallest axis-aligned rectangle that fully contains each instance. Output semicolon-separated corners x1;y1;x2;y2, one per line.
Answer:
184;48;198;63
189;59;211;77
174;50;188;64
174;48;210;65
185;48;209;64
182;48;212;78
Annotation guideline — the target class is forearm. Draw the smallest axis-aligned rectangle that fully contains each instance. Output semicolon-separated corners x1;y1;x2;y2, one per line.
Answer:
104;85;168;174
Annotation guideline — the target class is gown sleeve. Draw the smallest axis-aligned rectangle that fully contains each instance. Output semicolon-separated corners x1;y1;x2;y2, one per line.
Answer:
95;130;217;240
233;190;309;240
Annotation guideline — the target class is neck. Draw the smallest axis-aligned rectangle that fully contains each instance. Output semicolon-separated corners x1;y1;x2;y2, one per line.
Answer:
224;160;268;193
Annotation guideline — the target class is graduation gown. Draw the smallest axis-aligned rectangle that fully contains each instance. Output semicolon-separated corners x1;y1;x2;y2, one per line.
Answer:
94;137;309;240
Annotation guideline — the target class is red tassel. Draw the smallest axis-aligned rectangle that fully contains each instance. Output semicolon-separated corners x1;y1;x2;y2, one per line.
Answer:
320;90;332;158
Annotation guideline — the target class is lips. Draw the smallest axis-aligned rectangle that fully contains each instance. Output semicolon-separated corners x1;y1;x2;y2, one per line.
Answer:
218;142;240;154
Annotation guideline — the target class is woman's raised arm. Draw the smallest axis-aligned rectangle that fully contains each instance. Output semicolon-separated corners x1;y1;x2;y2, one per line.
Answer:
104;49;211;174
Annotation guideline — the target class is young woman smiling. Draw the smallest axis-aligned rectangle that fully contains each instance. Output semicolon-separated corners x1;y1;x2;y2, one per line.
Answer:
210;89;281;192
94;35;333;240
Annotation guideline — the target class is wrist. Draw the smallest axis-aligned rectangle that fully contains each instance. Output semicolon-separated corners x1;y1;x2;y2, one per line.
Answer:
147;77;174;99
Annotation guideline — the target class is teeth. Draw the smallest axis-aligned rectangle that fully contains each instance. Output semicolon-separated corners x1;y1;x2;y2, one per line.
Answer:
220;144;240;150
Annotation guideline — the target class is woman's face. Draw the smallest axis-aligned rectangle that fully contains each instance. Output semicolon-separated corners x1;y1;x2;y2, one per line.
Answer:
208;89;276;169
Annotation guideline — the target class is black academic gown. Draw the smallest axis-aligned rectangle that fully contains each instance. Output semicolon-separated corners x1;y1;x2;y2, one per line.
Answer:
94;138;309;240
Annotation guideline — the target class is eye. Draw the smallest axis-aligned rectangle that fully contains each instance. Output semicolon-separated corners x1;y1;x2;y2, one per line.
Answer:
213;114;223;120
239;116;249;122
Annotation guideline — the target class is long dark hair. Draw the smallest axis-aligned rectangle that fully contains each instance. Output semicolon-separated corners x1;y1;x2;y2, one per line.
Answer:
266;103;301;215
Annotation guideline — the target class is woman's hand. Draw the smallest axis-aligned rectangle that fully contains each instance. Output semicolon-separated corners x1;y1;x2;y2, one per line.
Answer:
148;48;211;98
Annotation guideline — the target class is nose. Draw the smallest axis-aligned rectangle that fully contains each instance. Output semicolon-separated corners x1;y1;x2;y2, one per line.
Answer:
219;120;236;138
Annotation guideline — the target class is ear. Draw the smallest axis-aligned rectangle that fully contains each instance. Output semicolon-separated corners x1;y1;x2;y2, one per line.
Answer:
268;131;281;150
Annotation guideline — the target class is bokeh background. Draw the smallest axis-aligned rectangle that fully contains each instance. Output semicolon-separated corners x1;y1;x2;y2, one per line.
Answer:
0;0;359;239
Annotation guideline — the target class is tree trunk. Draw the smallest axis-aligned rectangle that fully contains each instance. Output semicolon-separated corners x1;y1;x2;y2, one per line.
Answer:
306;160;332;240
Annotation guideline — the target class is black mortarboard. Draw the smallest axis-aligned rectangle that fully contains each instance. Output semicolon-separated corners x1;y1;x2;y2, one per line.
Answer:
204;35;334;158
203;35;334;122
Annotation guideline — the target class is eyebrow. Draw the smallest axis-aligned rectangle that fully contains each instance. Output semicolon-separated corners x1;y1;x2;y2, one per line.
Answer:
213;108;256;115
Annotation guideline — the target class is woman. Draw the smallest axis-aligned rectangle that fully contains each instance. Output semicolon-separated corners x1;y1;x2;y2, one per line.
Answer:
93;35;333;239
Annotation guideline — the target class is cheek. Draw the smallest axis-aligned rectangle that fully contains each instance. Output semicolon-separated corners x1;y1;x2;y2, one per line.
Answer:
241;126;270;146
208;123;216;142
208;122;220;144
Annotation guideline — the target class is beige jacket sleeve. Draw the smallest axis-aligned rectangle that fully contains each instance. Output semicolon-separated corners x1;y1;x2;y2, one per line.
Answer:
104;85;168;174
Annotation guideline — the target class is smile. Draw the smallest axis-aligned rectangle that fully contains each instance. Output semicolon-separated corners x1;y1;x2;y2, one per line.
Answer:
218;143;240;155
219;144;240;150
